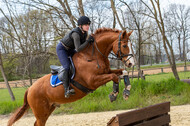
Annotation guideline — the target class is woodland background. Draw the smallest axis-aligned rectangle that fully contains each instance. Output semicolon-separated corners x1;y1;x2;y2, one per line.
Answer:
0;0;190;85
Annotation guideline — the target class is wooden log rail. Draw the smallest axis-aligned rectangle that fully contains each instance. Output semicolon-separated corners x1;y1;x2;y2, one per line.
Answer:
107;102;170;126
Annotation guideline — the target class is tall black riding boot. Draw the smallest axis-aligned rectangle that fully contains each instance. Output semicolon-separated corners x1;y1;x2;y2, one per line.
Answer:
58;69;75;98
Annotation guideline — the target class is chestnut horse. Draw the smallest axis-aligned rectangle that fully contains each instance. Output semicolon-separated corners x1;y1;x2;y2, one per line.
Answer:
8;28;134;126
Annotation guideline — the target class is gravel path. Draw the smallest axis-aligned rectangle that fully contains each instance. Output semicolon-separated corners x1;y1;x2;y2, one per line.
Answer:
1;104;190;126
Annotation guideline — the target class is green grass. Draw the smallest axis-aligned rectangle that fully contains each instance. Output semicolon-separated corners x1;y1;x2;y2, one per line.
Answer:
53;77;190;114
0;72;190;115
145;71;190;82
0;88;26;114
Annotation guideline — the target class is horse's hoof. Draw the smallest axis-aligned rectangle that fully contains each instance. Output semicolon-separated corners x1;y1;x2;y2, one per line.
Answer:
109;92;118;102
123;95;129;100
123;85;131;101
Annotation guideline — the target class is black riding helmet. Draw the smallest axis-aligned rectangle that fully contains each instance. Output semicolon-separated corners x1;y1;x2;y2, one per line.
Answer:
77;16;91;26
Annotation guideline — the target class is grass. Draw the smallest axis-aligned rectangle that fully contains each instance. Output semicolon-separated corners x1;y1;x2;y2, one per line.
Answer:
145;71;190;82
0;72;190;115
0;88;26;114
53;78;190;114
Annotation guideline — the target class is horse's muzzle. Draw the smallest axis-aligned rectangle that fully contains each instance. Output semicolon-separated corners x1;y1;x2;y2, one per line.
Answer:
123;59;133;68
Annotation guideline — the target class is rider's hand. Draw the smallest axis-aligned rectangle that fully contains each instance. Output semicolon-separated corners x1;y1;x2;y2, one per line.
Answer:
87;35;94;43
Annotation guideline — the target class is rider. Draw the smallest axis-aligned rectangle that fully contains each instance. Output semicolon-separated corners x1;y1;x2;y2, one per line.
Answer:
56;16;94;98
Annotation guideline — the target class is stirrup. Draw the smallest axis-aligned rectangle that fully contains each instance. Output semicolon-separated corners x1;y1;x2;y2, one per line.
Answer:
69;89;75;94
64;89;75;98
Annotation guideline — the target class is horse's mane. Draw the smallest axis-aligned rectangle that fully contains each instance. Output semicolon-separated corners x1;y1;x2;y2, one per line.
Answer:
93;27;122;36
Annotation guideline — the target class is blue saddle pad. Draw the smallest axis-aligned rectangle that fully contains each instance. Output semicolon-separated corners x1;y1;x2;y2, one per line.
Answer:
50;75;63;87
50;57;75;88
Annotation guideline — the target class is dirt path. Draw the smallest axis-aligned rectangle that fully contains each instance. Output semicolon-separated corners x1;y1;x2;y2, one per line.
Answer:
131;65;190;75
1;104;190;126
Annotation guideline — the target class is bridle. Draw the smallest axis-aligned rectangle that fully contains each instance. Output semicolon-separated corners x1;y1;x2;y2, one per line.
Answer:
115;33;134;61
94;32;134;62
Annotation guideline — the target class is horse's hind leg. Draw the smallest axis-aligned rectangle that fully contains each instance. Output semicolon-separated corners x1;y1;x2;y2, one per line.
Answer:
28;97;55;126
33;104;55;126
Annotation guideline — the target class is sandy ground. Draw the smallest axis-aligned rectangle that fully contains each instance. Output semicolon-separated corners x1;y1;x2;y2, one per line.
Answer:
0;104;190;126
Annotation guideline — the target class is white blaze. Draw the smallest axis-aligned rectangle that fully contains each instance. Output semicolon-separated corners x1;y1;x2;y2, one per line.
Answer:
128;41;135;66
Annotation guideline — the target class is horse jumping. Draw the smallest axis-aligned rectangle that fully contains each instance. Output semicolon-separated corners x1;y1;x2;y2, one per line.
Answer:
8;28;134;126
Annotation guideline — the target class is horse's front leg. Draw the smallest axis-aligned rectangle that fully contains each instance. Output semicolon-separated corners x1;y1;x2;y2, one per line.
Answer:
93;73;119;86
110;69;131;102
93;73;120;102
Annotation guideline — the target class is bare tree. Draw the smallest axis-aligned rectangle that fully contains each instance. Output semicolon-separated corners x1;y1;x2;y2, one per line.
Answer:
110;0;125;30
165;4;190;62
120;0;154;79
78;0;85;16
141;0;180;80
0;1;55;85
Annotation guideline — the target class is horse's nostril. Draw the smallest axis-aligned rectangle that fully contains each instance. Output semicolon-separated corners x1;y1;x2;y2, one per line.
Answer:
128;63;132;67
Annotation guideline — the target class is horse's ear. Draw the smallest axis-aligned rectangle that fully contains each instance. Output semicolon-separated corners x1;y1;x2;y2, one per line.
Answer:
127;31;133;37
121;30;127;38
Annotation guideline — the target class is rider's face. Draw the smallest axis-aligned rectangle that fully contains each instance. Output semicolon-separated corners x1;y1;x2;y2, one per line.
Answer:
82;24;90;32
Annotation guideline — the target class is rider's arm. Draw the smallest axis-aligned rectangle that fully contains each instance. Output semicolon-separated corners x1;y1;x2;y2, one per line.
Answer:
72;32;89;52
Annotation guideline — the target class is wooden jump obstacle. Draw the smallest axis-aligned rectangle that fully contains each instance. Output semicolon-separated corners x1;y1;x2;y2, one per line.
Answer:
107;102;170;126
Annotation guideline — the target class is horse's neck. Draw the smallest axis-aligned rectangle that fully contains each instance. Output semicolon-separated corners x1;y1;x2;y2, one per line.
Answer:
95;32;119;57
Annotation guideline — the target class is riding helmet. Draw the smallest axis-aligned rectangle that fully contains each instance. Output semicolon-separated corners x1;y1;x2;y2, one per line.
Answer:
77;16;91;26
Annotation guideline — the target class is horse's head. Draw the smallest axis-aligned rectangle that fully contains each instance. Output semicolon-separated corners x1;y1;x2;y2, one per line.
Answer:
112;30;135;68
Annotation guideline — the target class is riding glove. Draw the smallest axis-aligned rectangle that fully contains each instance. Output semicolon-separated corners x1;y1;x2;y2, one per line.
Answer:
87;35;94;43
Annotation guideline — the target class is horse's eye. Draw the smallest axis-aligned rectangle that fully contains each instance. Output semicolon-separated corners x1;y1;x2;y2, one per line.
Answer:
123;45;127;48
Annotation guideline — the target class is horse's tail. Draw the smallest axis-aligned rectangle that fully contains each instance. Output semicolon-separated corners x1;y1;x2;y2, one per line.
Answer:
7;89;30;126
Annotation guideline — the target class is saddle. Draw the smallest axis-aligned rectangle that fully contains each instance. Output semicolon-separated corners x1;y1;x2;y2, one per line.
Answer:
50;57;75;80
50;57;94;94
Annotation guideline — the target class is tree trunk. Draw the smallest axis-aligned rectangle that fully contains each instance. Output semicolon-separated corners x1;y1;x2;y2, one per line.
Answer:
0;51;15;101
110;0;125;30
143;0;180;80
78;0;85;16
28;63;33;86
137;28;143;79
182;33;186;61
112;12;116;28
164;37;180;80
178;35;182;60
57;0;76;28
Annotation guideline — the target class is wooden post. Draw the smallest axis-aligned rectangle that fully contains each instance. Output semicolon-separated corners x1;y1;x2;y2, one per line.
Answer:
161;68;164;73
15;83;17;88
184;66;187;71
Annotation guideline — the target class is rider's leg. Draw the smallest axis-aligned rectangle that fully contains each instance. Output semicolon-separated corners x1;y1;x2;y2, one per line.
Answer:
58;68;73;98
56;43;75;98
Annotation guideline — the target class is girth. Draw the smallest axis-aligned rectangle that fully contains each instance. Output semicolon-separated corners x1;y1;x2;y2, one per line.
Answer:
70;80;94;94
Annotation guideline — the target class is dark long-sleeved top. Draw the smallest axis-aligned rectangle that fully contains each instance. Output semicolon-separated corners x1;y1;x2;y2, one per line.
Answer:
60;27;89;52
71;32;89;52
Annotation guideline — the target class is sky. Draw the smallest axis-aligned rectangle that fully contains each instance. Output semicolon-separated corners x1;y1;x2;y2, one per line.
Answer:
160;0;190;8
0;0;190;18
